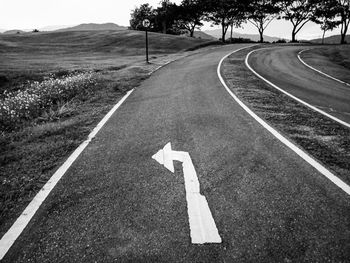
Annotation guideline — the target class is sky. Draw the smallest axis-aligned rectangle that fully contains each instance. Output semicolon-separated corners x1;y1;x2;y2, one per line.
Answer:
0;0;340;40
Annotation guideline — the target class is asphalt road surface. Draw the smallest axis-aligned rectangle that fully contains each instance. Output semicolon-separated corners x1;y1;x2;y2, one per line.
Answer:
3;44;350;262
247;46;350;125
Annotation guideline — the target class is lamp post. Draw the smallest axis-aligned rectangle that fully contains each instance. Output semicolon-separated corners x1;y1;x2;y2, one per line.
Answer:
143;19;151;63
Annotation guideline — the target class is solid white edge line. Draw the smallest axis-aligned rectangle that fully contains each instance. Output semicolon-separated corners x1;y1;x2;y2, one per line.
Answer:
217;47;350;196
245;48;350;129
298;49;350;87
0;89;134;260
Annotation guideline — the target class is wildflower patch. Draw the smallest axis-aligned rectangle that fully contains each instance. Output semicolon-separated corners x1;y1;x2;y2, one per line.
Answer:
0;72;97;130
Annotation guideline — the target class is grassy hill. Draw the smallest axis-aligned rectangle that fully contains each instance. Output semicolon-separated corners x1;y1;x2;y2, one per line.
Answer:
0;29;219;94
0;29;217;75
310;34;350;44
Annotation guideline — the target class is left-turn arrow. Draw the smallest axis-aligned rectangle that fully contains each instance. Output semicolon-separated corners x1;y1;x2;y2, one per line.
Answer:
152;142;222;244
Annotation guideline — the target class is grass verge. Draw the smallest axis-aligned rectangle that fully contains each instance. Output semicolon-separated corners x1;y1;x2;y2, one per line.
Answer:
221;46;350;186
300;45;350;84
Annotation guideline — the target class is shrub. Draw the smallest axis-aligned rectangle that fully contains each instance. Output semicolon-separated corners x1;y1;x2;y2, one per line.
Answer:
273;39;287;43
228;37;255;43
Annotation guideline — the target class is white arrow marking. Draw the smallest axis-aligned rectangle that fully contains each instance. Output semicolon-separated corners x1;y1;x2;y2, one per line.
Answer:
152;142;222;244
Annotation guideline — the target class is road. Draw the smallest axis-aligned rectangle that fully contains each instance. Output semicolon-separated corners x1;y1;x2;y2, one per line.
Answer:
247;46;350;125
2;44;350;262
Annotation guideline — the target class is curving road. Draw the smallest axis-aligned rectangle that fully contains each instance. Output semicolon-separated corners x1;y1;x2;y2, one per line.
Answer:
2;45;350;262
247;46;350;124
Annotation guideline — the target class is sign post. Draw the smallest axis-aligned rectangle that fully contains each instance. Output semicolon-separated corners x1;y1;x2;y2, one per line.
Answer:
142;19;150;63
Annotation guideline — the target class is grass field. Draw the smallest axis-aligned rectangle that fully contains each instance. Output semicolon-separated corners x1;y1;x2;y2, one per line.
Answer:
300;45;350;84
0;29;218;236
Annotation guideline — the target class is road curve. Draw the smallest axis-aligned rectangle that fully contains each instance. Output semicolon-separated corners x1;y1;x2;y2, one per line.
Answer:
2;44;350;262
247;46;350;124
298;49;350;87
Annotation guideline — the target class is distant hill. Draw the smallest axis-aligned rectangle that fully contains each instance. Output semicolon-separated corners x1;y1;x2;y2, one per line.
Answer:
204;29;286;42
56;23;127;32
3;30;26;34
310;34;350;44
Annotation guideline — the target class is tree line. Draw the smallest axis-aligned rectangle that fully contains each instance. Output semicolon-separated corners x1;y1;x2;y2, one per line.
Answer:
130;0;350;44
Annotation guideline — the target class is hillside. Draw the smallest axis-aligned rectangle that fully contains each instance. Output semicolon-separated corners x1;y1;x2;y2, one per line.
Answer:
39;25;74;31
310;34;350;44
0;29;217;73
56;23;127;32
204;29;285;42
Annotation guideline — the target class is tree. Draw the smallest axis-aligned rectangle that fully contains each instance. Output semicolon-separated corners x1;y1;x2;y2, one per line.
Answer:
313;0;340;44
337;0;350;44
154;0;179;34
278;0;318;42
175;0;204;37
204;0;246;42
247;0;281;43
129;1;180;35
129;3;156;31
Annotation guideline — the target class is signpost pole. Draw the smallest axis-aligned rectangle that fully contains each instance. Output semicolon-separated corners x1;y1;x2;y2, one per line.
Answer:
145;29;149;63
143;19;151;64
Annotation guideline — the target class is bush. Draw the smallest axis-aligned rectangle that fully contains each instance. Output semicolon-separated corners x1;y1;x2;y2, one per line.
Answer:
273;39;287;43
227;37;255;43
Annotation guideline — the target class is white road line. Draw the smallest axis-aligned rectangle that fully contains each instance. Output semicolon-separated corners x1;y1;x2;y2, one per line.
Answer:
152;143;222;244
0;89;134;260
298;49;350;87
245;48;350;129
218;47;350;196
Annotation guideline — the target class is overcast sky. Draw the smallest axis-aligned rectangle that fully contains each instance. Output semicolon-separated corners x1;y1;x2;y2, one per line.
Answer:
0;0;340;40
